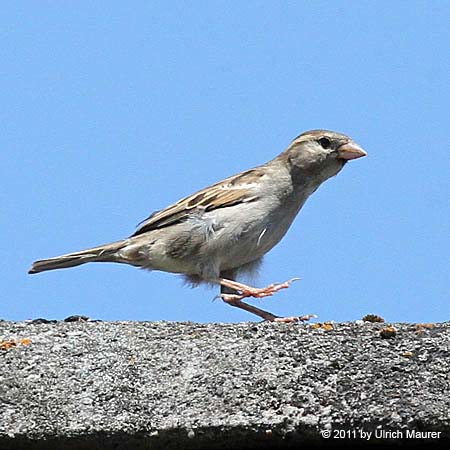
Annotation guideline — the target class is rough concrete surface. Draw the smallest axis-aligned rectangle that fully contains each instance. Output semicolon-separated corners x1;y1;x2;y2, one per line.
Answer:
0;320;449;449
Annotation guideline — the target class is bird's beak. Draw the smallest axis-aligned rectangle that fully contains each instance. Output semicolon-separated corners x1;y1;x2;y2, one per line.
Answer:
338;142;367;160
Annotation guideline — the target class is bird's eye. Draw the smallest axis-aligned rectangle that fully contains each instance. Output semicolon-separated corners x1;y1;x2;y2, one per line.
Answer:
319;137;331;149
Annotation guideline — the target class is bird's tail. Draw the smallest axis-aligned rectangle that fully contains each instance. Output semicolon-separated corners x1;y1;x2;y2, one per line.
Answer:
28;240;127;274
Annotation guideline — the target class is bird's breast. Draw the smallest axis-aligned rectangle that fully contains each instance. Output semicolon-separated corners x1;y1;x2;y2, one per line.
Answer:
201;197;305;272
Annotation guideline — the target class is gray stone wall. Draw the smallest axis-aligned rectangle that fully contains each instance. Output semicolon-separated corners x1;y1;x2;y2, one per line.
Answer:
1;320;449;448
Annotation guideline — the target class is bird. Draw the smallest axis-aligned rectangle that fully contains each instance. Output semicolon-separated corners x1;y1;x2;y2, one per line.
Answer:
29;129;367;322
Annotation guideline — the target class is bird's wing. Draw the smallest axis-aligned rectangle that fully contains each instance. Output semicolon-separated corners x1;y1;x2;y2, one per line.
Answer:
132;168;265;236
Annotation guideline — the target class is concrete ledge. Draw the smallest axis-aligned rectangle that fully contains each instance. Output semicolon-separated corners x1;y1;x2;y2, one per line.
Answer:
1;320;449;448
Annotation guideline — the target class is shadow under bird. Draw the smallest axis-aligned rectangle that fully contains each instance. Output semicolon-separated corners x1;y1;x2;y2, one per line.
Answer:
29;130;367;322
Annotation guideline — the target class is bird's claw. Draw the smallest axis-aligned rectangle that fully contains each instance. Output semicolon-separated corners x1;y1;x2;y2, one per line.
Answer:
237;277;300;299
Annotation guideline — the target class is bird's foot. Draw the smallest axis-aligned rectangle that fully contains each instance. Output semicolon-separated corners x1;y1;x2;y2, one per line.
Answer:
217;276;304;322
217;294;317;323
219;277;300;300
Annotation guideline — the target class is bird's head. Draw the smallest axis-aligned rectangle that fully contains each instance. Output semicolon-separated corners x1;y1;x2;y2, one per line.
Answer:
282;129;367;185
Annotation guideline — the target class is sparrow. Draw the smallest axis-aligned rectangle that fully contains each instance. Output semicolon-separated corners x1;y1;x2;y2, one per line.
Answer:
29;129;367;322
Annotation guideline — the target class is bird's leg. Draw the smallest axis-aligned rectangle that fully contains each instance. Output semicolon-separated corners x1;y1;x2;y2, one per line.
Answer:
218;271;306;323
222;296;279;321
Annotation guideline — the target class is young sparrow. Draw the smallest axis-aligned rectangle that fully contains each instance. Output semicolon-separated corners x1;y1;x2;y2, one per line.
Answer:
29;130;366;322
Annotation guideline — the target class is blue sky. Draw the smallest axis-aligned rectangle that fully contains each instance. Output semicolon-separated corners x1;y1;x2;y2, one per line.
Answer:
2;1;449;323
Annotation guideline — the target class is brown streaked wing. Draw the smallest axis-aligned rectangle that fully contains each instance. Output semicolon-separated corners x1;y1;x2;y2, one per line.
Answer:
132;168;263;236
